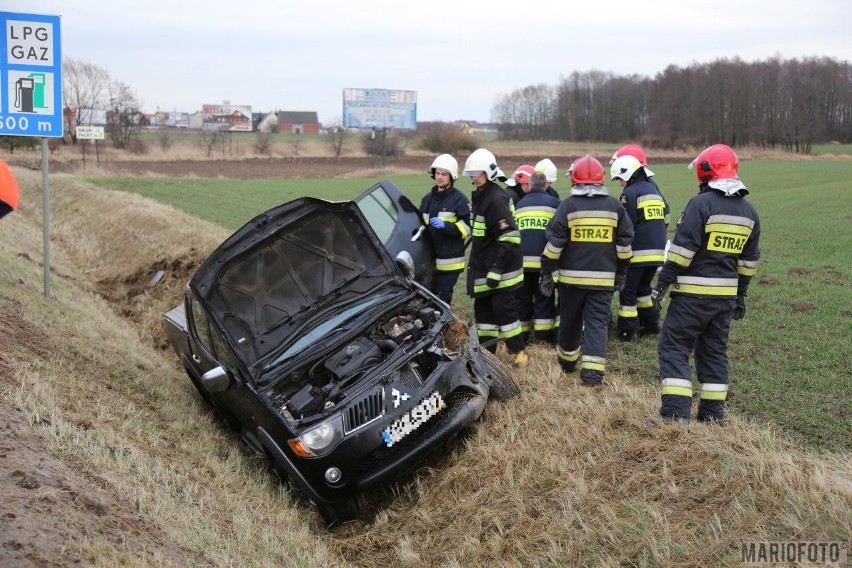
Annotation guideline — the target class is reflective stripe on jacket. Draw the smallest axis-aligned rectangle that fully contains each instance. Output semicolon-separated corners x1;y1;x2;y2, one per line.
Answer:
419;185;471;272
542;187;634;290
467;181;524;297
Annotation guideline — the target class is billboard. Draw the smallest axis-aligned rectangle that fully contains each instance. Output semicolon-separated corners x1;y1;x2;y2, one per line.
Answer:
201;103;252;131
167;112;189;128
343;88;417;130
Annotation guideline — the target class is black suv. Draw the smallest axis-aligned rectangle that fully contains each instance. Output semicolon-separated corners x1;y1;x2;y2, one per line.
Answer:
164;181;519;525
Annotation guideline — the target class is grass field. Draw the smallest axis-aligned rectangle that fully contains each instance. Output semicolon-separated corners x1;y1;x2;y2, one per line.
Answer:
810;143;852;155
4;163;850;565
90;159;852;451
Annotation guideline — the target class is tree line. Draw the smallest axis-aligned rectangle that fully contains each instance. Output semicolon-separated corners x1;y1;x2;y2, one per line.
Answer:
491;56;852;153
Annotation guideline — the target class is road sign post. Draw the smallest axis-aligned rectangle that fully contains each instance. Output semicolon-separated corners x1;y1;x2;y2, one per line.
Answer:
77;126;104;167
1;11;63;299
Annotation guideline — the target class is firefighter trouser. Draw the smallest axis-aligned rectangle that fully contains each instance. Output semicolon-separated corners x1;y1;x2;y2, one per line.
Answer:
513;271;557;343
474;289;525;355
658;295;736;420
618;265;660;332
556;285;611;385
432;270;461;305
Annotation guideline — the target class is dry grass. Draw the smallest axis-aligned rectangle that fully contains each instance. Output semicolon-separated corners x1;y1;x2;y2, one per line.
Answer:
2;167;850;566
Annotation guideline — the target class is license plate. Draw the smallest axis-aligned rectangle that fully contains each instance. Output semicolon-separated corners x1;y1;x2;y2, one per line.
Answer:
381;391;446;447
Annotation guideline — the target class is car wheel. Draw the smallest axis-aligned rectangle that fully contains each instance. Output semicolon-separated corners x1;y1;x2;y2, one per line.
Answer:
480;349;521;401
316;497;361;528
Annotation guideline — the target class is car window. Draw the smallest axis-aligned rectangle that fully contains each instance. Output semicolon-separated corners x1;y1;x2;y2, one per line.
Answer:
188;295;216;359
208;325;238;371
190;294;239;373
357;186;398;243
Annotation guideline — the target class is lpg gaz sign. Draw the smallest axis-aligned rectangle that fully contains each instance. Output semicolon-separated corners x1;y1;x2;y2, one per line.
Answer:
0;11;63;137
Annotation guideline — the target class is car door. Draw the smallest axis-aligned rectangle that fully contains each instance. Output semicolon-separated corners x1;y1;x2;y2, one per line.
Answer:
185;293;261;428
355;180;434;289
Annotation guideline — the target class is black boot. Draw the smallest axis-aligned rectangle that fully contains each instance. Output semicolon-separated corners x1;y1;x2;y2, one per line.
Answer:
641;320;661;334
618;329;639;342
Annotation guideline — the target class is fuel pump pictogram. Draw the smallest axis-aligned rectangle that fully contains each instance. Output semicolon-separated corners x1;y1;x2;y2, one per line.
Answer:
13;73;47;113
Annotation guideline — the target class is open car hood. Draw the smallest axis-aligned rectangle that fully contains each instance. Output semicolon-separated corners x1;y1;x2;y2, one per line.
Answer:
189;197;408;374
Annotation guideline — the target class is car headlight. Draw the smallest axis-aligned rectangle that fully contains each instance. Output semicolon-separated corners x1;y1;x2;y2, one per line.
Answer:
288;414;343;458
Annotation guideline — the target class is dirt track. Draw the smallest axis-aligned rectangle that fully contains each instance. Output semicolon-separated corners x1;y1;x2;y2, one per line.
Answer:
11;154;685;180
42;155;569;179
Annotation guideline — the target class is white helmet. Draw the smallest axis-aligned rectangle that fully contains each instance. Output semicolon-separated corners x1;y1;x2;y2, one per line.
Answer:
534;158;558;183
429;153;459;181
610;155;643;182
462;148;506;181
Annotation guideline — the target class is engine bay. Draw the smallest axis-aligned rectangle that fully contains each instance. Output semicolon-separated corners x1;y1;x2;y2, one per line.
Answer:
267;297;464;420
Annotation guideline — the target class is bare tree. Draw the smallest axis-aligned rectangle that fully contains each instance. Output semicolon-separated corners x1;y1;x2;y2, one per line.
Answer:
326;119;347;157
254;132;273;155
286;135;302;156
105;80;143;149
62;58;111;143
199;128;222;157
157;129;176;154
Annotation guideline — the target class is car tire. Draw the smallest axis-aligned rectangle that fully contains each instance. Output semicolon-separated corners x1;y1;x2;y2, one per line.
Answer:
316;497;361;528
480;350;521;401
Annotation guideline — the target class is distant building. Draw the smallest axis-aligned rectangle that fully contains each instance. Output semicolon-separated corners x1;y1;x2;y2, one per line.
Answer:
256;112;280;133
454;120;499;134
276;111;320;134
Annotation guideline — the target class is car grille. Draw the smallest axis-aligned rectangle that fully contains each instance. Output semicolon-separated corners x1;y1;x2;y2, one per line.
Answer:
355;389;477;481
394;362;423;389
343;386;385;434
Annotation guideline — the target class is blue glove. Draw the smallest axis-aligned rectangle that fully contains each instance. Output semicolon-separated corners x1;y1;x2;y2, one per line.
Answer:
429;217;445;229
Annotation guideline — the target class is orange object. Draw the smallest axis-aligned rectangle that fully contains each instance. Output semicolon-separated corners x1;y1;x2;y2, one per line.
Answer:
0;160;19;218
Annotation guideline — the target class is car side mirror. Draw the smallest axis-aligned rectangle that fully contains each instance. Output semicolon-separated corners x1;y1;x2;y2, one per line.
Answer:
395;251;415;281
201;365;231;393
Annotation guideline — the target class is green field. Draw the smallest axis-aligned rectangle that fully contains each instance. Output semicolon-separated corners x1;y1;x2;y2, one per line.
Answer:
90;160;852;450
810;142;852;155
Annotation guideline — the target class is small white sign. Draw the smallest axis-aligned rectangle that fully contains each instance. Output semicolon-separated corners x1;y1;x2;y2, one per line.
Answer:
76;125;104;140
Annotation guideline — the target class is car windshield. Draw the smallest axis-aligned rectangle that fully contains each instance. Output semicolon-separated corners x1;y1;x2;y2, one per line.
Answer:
260;288;400;374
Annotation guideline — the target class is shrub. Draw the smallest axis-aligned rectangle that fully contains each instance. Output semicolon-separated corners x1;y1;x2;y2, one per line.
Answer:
417;123;478;154
157;129;176;154
125;138;149;155
254;132;273;156
0;135;40;153
361;130;404;157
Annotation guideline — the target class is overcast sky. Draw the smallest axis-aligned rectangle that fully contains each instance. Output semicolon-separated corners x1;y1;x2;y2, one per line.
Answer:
5;0;852;124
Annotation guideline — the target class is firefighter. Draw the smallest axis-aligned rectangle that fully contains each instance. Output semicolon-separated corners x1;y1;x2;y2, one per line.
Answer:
505;164;535;206
540;155;633;386
463;148;528;365
651;144;761;422
610;155;668;341
610;143;670;225
419;154;471;304
514;172;560;343
0;160;19;220
534;158;560;199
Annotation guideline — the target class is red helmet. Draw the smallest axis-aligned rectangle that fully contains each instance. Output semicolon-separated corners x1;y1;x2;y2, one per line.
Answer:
506;164;535;187
570;155;605;185
690;144;739;183
611;144;647;166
